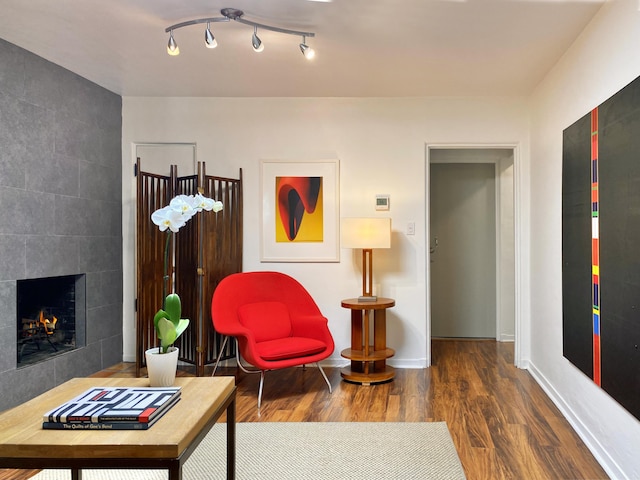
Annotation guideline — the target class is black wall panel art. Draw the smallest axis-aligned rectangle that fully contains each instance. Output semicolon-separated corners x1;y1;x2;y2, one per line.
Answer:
562;76;640;421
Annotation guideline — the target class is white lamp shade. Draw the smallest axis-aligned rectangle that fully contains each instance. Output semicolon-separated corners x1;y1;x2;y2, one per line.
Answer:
341;218;391;249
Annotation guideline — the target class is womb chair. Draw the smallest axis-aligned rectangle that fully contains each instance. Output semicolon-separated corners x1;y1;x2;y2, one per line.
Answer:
211;271;335;408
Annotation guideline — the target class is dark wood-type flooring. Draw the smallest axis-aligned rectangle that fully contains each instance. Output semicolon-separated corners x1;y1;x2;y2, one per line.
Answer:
0;340;608;480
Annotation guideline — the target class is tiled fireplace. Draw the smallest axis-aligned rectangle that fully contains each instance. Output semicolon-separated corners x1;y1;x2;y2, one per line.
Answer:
17;275;86;367
0;38;123;411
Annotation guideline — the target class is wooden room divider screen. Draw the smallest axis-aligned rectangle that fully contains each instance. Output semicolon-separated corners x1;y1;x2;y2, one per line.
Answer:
135;159;242;376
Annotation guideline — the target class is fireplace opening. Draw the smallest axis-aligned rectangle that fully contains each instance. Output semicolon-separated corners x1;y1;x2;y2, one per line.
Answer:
17;274;86;367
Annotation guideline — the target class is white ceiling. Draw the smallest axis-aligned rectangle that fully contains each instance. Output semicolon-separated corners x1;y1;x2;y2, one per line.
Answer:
0;0;604;97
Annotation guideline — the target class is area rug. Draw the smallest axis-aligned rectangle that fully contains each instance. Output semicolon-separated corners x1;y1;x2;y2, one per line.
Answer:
32;422;466;479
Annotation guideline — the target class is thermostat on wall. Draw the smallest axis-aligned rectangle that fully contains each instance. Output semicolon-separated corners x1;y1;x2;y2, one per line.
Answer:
376;194;390;211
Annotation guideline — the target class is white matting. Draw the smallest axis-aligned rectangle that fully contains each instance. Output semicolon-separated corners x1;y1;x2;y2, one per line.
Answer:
32;422;466;480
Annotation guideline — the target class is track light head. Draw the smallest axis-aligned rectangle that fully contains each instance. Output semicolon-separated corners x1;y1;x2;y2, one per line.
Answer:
167;30;180;56
252;26;264;53
300;37;315;60
205;22;218;48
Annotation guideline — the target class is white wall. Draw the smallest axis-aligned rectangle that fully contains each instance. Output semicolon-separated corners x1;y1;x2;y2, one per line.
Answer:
122;96;530;372
529;1;640;478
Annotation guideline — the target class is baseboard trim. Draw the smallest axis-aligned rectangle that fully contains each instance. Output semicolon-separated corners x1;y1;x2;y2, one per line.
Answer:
122;354;136;363
527;361;626;480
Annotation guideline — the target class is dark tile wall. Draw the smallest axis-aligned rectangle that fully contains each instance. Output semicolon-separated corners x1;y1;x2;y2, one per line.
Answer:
0;38;123;412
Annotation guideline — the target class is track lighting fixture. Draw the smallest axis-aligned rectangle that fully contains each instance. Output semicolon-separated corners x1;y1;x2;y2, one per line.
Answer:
204;22;217;49
167;30;179;56
299;36;315;59
165;7;315;59
251;26;264;53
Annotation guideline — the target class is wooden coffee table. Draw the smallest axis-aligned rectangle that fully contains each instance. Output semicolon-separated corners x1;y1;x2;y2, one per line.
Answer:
0;376;236;480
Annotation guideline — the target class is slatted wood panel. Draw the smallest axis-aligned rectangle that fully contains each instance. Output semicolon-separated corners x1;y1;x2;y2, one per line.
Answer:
135;160;175;376
200;166;243;375
174;171;199;370
135;161;241;377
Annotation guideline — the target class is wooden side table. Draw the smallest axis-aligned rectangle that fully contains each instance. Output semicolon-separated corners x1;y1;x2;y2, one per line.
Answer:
340;297;395;385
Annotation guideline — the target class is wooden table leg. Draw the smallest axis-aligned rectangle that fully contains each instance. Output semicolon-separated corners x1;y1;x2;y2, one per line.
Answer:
350;310;363;374
363;309;371;375
71;469;82;480
227;395;236;480
374;308;387;372
168;463;182;480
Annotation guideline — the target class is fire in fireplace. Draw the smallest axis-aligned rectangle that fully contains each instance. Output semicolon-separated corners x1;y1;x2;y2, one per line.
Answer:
17;274;85;367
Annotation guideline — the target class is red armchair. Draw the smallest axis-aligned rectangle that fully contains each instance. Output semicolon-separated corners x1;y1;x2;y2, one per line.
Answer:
211;271;334;408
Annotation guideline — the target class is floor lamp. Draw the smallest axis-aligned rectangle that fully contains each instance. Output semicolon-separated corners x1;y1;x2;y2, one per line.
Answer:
341;218;391;301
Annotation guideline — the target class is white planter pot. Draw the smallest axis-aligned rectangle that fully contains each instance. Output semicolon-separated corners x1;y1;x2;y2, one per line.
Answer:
145;346;179;387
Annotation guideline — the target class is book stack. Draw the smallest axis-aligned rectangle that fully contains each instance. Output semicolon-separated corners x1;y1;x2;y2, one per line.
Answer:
42;386;181;430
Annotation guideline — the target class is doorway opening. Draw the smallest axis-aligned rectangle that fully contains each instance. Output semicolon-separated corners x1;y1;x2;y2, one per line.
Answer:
426;145;519;366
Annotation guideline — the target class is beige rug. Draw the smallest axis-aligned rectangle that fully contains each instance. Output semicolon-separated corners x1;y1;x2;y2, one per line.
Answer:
32;422;466;479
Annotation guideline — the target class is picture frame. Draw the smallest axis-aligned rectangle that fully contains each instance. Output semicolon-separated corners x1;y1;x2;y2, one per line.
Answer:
260;159;340;262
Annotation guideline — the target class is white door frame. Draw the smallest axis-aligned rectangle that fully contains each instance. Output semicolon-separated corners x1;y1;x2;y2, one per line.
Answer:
425;143;523;368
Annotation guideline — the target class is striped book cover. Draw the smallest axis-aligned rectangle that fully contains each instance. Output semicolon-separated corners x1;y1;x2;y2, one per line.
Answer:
43;386;181;426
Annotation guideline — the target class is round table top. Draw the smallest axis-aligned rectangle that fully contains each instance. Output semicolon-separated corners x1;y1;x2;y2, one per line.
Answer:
341;297;395;309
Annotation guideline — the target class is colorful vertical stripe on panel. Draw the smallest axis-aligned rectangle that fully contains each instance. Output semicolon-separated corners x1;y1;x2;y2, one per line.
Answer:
591;107;602;386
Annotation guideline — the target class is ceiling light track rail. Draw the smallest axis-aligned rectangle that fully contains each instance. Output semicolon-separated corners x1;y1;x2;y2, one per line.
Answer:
232;17;315;39
165;7;316;59
164;17;230;33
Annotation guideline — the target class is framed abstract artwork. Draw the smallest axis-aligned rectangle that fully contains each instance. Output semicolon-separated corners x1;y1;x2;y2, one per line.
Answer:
562;74;640;421
260;159;340;262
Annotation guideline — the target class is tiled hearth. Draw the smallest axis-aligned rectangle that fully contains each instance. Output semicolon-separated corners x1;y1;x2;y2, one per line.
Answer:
0;38;123;411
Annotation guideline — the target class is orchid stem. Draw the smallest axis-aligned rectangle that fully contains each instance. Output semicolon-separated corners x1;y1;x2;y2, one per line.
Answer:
162;232;171;310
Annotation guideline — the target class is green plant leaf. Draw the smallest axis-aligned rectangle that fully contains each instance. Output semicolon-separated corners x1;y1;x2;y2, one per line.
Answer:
157;317;177;351
153;294;189;353
164;293;182;326
175;318;190;338
153;309;169;332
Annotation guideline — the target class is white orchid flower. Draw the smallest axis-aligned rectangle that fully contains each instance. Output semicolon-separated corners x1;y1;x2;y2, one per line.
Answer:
152;194;223;234
193;193;215;212
168;195;196;221
151;206;187;233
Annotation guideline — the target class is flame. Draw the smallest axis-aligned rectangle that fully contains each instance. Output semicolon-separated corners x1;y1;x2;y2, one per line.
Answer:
38;310;57;335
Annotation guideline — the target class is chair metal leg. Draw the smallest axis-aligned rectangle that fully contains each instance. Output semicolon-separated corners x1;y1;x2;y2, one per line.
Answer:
211;335;229;376
235;344;258;374
316;362;332;394
257;370;266;410
231;342;266;409
224;341;330;409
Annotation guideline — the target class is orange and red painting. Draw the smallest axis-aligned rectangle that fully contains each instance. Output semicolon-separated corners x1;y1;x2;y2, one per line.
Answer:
275;176;323;242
